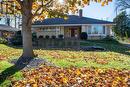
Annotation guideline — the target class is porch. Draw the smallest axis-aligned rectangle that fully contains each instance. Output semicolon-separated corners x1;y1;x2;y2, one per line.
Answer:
34;26;81;39
64;26;81;39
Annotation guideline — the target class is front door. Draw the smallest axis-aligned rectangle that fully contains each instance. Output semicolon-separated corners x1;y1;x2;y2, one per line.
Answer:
71;28;79;38
64;27;81;39
71;29;75;37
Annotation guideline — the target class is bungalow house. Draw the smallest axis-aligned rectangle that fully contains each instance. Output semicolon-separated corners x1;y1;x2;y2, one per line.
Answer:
32;11;115;40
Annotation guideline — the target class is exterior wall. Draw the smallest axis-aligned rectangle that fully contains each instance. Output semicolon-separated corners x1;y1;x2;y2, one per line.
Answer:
81;24;114;40
33;26;81;39
106;25;114;36
60;26;64;36
81;26;86;32
33;27;64;38
32;24;114;40
64;27;71;38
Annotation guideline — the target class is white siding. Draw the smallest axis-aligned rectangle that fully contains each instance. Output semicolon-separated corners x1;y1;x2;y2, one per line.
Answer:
81;25;86;32
105;25;114;36
34;26;64;38
60;26;64;35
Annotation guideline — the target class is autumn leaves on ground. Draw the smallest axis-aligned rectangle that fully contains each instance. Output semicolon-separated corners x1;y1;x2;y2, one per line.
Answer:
13;66;129;87
0;41;130;86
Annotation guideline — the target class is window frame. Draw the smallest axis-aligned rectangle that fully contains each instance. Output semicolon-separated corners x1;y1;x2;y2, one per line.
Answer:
87;25;106;36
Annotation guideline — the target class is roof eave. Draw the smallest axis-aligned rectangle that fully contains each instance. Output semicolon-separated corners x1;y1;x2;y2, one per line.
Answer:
32;23;115;27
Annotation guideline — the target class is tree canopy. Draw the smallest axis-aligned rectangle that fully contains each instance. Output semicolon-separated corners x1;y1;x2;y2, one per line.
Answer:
113;11;130;38
0;0;112;21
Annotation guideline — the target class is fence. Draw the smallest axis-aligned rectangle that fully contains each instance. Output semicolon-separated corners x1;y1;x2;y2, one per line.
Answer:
37;38;80;48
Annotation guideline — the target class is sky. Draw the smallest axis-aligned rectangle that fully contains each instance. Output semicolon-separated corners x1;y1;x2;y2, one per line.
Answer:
82;0;116;21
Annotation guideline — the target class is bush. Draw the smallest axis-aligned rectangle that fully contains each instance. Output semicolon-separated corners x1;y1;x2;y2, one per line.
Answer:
0;38;7;44
39;36;43;39
45;35;50;39
80;32;88;40
51;35;56;39
11;31;22;45
103;35;114;41
58;34;63;39
102;35;119;43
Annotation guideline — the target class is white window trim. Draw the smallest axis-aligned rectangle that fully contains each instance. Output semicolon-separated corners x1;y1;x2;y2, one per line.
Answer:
88;34;106;36
87;25;106;36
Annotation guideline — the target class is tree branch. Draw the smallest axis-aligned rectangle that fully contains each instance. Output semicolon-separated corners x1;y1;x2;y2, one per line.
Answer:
116;0;130;11
16;0;23;6
33;0;53;17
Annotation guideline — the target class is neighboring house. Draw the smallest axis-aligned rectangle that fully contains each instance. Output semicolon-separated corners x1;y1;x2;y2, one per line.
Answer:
32;11;115;40
0;24;19;38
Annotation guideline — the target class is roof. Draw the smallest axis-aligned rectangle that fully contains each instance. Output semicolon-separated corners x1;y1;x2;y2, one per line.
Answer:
0;24;20;31
33;15;114;26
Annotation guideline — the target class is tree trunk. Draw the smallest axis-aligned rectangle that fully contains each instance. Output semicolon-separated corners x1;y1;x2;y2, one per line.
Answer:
21;16;34;58
15;0;34;68
21;0;34;58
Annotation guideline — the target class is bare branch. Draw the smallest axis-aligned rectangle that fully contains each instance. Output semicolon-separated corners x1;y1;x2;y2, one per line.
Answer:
116;0;130;11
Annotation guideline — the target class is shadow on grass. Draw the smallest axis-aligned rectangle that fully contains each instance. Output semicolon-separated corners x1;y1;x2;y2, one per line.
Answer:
0;56;33;85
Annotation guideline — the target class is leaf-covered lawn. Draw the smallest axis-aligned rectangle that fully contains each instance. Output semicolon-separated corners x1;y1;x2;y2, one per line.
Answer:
0;40;130;86
0;40;130;69
13;65;130;87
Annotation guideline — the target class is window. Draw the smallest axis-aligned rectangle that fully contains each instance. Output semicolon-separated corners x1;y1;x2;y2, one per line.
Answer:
42;26;57;32
87;25;106;35
87;26;91;34
92;26;98;34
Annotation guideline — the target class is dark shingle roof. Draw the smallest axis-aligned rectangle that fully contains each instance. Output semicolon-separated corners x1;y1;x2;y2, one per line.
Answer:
33;15;114;25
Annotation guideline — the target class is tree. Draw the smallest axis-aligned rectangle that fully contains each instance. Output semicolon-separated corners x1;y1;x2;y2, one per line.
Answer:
0;0;112;64
116;0;130;11
113;11;130;38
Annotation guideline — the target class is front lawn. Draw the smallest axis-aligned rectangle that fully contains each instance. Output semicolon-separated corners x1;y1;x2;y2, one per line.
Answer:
0;40;130;86
37;40;130;69
1;40;130;69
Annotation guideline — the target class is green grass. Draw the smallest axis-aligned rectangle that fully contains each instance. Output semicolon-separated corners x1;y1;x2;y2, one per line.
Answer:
0;40;130;86
0;61;23;87
40;40;130;69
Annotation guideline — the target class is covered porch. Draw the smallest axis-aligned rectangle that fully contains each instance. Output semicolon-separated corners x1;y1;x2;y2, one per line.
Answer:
64;26;81;39
34;26;82;39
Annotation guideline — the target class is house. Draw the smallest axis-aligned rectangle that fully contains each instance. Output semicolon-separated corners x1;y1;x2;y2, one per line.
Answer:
32;10;115;40
0;24;19;38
